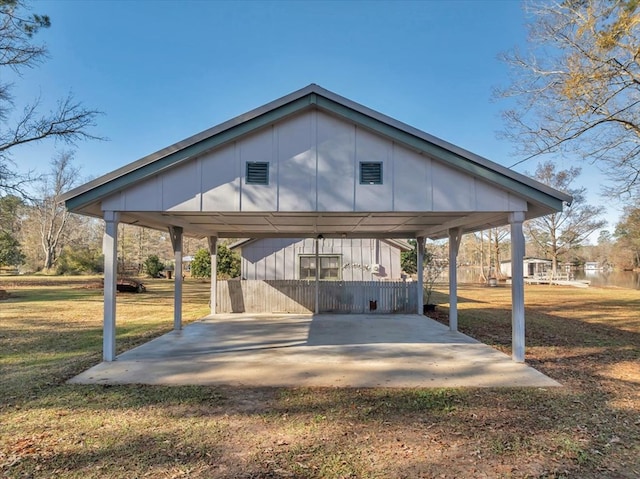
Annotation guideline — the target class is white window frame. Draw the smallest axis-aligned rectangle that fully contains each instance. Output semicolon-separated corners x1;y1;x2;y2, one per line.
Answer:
298;254;342;280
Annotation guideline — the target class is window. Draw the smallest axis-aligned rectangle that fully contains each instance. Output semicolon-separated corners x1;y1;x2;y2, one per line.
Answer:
246;162;269;185
299;255;341;280
359;161;383;184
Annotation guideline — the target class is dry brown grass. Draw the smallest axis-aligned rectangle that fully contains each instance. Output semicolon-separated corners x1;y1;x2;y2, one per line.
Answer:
0;278;638;478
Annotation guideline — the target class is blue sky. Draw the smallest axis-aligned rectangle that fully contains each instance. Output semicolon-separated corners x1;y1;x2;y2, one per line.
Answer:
8;0;618;234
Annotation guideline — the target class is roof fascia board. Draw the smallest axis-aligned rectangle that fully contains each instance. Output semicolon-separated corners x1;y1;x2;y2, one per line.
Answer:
310;85;572;205
313;96;567;211
228;238;255;250
64;83;570;213
64;95;315;211
62;84;321;205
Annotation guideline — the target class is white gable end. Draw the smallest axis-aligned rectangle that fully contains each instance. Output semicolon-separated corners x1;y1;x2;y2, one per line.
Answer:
102;110;526;214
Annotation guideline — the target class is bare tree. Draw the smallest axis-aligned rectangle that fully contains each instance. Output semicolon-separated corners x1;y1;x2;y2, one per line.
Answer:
0;0;100;197
489;226;510;279
472;229;509;281
470;231;489;282
33;151;77;270
498;1;640;196
526;161;606;275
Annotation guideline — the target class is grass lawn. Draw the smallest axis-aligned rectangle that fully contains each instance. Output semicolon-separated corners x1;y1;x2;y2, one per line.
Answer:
0;277;638;478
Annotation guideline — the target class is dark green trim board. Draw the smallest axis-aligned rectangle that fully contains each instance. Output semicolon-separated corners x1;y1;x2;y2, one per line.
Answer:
64;96;313;210
312;96;566;211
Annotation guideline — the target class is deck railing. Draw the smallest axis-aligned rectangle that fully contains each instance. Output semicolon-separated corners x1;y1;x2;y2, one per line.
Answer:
216;280;418;314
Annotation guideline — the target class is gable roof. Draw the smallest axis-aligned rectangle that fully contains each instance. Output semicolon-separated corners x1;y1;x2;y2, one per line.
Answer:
62;83;571;213
61;84;572;240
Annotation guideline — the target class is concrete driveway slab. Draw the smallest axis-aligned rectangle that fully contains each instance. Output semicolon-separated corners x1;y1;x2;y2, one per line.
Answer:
69;314;561;388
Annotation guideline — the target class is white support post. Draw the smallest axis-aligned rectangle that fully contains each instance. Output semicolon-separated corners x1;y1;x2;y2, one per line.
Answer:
448;228;462;332
314;237;320;314
102;211;119;362
169;226;183;331
416;236;425;315
208;236;218;315
510;212;526;362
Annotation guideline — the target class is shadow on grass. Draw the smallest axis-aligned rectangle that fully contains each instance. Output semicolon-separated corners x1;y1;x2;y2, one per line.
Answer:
2;283;638;478
3;429;226;478
450;296;640;351
3;383;634;478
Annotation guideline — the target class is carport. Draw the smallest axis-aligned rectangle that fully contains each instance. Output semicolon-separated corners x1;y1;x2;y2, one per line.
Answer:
61;84;571;366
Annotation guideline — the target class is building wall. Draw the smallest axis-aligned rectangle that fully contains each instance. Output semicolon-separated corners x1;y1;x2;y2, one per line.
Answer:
239;238;403;281
502;259;552;278
101;110;527;214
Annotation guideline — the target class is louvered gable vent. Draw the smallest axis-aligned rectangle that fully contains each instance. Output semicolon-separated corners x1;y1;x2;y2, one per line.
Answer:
360;162;383;185
246;162;269;185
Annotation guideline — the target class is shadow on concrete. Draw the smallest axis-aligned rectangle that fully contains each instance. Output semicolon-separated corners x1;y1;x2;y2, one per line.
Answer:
68;313;560;388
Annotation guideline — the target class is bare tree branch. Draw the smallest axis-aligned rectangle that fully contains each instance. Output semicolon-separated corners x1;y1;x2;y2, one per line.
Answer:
0;1;101;198
497;0;640;197
33;150;78;270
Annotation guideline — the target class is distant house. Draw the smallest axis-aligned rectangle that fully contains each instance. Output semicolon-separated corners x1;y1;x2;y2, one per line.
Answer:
501;258;552;278
584;262;600;271
230;238;411;281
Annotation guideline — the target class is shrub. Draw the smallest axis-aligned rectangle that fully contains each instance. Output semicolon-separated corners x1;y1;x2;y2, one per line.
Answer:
0;231;25;268
143;254;165;278
190;248;211;278
217;243;240;279
190;245;241;279
56;246;102;275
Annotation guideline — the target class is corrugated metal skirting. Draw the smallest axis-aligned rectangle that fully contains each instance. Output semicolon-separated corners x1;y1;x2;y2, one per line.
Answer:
216;280;418;314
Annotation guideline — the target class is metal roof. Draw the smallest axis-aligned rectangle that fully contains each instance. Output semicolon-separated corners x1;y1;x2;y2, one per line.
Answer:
61;84;572;239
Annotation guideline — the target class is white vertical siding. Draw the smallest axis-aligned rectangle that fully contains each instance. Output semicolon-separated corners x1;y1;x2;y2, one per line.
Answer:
393;143;432;211
316;113;356;211
109;174;160;211
217;280;417;314
277;112;316;210
162;160;200;211
238;238;404;281
102;109;529;215
431;161;474;211
201;143;240;211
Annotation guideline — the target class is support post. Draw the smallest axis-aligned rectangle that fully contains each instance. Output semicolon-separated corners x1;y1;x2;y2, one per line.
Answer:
102;211;119;362
208;236;218;315
416;236;425;315
448;228;462;332
169;226;183;331
510;212;526;362
315;237;320;314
